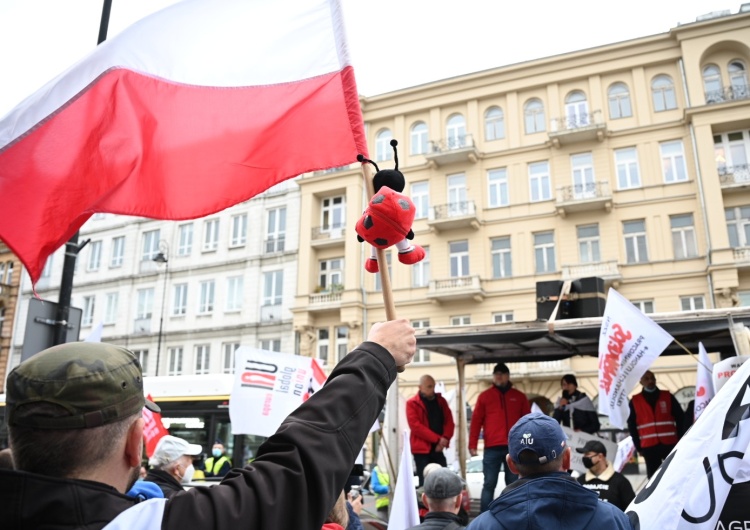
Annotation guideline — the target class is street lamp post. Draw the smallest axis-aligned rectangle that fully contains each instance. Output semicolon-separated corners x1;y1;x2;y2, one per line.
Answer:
153;241;169;376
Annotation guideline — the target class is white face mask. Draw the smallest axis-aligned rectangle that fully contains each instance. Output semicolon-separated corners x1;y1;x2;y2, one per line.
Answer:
181;464;195;484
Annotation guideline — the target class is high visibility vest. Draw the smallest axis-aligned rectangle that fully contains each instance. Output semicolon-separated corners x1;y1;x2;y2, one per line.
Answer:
633;392;679;448
205;455;230;476
373;467;390;509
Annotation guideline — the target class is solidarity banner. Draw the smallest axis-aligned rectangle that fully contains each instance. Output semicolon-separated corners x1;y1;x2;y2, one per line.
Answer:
714;355;750;393
229;348;326;437
0;0;366;284
598;288;674;428
626;357;750;530
694;343;715;422
142;393;169;457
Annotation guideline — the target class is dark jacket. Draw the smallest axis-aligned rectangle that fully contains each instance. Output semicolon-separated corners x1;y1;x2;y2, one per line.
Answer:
144;469;184;499
467;472;632;530
407;511;465;530
552;390;600;434
406;392;455;454
577;462;636;511
0;341;396;530
469;384;530;450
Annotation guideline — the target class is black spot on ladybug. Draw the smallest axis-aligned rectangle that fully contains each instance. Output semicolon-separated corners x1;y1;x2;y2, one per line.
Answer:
364;216;374;229
375;238;388;246
372;194;386;204
398;199;411;211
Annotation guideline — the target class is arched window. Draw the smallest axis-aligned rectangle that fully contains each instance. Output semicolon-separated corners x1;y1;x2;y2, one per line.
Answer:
565;91;589;127
652;75;677;111
608;83;632;119
446;114;466;149
375;128;393;161
703;64;723;100
410;122;428;155
729;60;748;97
524;99;546;134
484;107;505;141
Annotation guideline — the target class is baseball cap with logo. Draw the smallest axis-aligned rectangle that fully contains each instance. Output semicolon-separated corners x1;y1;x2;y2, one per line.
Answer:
6;342;159;429
423;467;464;499
149;435;203;466
509;412;568;465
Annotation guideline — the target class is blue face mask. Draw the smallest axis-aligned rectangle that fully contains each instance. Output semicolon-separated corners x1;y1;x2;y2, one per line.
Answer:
644;386;658;393
212;448;222;458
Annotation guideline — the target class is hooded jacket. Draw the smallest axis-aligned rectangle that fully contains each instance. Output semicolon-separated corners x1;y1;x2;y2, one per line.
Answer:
0;341;396;530
467;472;632;530
469;383;530;450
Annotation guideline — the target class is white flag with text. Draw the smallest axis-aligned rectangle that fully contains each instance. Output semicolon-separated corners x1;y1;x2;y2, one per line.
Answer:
229;347;326;437
694;342;715;422
598;288;674;429
388;431;420;530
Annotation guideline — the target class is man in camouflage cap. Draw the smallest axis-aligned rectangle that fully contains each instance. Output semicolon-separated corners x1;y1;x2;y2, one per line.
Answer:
0;320;417;530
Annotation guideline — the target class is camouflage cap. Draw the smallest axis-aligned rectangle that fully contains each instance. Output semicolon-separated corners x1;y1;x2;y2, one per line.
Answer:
6;342;159;429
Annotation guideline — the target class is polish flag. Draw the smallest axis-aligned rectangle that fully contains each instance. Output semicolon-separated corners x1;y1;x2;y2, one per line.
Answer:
0;0;367;284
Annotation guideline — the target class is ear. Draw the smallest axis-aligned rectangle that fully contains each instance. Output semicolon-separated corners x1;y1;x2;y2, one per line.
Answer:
506;454;520;476
454;493;463;510
421;492;428;506
125;417;145;468
562;446;571;471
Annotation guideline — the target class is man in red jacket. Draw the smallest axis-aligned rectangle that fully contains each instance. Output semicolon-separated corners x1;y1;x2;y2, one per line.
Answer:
406;374;455;486
469;362;530;513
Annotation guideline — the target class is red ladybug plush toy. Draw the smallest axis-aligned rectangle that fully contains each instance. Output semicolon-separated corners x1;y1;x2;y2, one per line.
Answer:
356;140;425;273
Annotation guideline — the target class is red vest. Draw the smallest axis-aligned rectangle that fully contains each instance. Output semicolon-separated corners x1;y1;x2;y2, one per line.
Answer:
632;391;678;448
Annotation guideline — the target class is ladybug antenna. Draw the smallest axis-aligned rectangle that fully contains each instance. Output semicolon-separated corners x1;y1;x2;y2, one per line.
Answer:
357;154;380;173
390;139;399;171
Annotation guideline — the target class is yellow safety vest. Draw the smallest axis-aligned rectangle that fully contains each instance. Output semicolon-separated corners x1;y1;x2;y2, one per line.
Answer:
205;455;230;476
374;467;390;509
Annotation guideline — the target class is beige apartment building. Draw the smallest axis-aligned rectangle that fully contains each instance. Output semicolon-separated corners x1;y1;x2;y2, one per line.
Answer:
292;8;750;418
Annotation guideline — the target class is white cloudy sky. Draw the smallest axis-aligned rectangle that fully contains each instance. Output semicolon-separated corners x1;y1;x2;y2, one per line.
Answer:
0;0;734;116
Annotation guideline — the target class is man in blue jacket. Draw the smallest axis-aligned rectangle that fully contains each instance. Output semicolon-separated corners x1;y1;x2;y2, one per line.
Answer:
467;413;632;530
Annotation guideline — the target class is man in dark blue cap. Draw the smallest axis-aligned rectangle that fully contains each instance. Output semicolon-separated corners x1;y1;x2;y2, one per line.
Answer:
467;413;632;530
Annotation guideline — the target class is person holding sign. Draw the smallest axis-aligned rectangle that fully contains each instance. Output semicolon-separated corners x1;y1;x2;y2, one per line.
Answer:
626;370;685;478
552;374;600;434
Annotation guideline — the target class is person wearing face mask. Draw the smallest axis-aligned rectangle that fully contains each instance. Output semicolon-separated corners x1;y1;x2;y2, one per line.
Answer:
469;362;530;513
145;435;203;498
205;442;231;478
575;440;635;511
627;370;686;478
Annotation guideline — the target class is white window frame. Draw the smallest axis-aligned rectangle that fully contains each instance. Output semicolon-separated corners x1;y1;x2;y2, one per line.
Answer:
167;347;183;376
493;312;514;323
608;83;632;119
451;315;471;326
671;214;698;259
222;342;240;374
230;213;248;247
491;237;512;278
110;236;125;268
262;270;283;306
484;107;505;141
524;99;546;134
194;344;211;375
42;255;54;278
136;288;154;319
447;174;468;216
203;218;220;252
446;114;467;149
534;231;556;273
410;122;428;155
529;161;551;202
133;349;149;377
177;223;193;257
449;240;469;277
336;326;349;363
633;300;655;314
266;207;287;253
87;240;102;271
259;338;282;352
571;152;595;198
624;220;649;264
104;292;118;324
680;296;705;311
374;252;392;292
725;205;750;248
652;75;678;111
411;181;430;219
82;295;95;326
225;275;244;311
660;140;688;183
375;129;393;161
615;147;641;189
413;319;431;363
142;230;160;261
198;280;215;314
577;224;601;264
488;168;509;208
321;196;345;232
172;283;188;316
317;328;330;366
318;258;343;291
412;247;430;288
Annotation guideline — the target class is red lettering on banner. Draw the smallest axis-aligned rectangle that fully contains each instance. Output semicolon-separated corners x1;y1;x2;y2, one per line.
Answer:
600;323;632;393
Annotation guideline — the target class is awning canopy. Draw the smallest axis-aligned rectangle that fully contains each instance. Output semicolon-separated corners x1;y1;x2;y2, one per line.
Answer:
415;308;750;364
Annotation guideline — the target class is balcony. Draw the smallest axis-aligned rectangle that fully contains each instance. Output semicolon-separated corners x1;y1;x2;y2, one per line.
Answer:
264;236;286;254
260;304;283;323
561;260;621;282
427;275;484;303
133;318;151;334
424;134;479;167
555;181;612;217
705;85;750;105
719;164;750;191
427;201;480;232
548;111;607;147
307;291;343;311
311;224;346;248
733;247;750;267
476;359;572;378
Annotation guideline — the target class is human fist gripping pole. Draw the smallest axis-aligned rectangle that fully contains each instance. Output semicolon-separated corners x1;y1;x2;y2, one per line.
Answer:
368;319;417;368
356;140;425;273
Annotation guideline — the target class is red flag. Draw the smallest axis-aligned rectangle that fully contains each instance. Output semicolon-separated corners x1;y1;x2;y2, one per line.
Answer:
142;394;169;458
0;0;367;284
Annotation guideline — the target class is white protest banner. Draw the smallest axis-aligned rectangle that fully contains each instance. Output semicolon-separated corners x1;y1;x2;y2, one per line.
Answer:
613;436;636;473
562;427;618;474
598;288;674;429
229;347;326;437
625;357;750;529
389;431;420;530
694;342;715;422
713;355;750;393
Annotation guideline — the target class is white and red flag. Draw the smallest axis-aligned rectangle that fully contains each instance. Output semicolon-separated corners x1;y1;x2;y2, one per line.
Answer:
597;288;674;428
694;342;715;422
0;0;366;284
142;393;169;457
